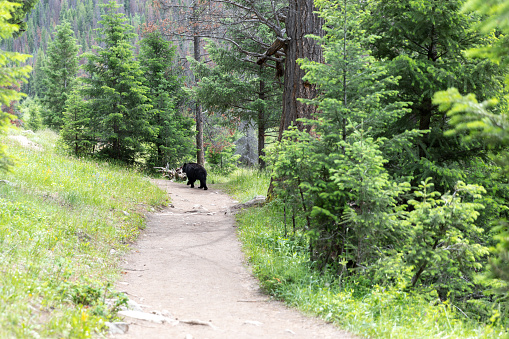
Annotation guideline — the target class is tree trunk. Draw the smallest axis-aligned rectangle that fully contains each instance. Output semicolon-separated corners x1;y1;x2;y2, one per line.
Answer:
193;4;205;166
278;0;324;140
419;23;438;159
195;100;205;166
267;0;324;198
418;96;433;159
258;76;266;169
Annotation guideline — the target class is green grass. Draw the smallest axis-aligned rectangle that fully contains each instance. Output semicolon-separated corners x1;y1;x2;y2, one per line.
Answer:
222;168;507;338
210;167;270;202
0;129;168;338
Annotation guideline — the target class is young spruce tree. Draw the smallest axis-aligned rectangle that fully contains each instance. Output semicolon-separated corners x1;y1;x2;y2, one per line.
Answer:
60;87;93;156
139;30;193;168
41;21;79;129
82;0;152;163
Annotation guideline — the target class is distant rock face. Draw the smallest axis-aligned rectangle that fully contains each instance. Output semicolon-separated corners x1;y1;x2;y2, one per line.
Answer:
234;120;258;167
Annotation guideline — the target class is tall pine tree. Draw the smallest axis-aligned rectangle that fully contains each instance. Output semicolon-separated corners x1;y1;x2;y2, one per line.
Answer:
82;0;152;162
190;39;282;169
41;20;79;129
139;30;193;168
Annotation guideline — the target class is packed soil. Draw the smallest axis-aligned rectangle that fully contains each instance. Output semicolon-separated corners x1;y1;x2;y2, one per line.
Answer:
114;179;355;339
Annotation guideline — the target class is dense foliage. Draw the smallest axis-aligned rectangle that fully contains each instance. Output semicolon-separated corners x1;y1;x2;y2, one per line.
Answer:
139;30;194;168
433;0;509;316
264;0;509;328
0;1;31;172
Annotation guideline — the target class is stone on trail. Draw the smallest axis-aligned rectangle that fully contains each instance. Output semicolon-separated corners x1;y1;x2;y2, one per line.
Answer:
105;321;129;335
123;299;144;312
118;310;178;325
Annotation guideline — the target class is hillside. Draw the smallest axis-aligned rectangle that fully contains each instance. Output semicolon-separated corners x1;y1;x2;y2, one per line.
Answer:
3;0;156;97
0;129;168;336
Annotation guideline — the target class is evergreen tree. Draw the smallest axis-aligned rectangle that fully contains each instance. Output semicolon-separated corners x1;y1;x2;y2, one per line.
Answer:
365;0;504;189
60;88;93;156
269;0;411;269
7;0;39;36
19;97;43;131
139;30;193;168
30;49;46;97
191;39;282;169
82;0;152;163
0;1;32;172
433;0;509;308
41;20;79;129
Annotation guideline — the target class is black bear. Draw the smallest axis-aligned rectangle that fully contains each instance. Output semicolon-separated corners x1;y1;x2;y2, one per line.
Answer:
182;163;208;190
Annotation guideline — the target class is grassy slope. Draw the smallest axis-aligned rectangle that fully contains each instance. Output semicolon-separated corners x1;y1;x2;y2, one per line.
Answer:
222;168;506;338
0;129;167;338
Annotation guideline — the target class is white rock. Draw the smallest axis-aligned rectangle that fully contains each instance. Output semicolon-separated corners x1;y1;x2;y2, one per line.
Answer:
105;321;129;334
243;320;263;326
118;310;178;325
161;310;173;318
125;299;144;312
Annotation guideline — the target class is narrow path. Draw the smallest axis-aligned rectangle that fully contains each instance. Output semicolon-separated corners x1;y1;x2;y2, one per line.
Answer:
114;179;354;339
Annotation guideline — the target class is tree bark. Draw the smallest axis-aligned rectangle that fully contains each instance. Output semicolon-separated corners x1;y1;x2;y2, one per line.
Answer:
258;76;266;169
278;0;324;140
193;4;205;166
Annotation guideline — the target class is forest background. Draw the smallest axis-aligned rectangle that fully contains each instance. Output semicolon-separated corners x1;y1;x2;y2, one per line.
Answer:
1;0;509;337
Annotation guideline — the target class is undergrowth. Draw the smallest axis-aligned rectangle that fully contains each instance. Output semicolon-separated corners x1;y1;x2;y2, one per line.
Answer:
0;129;167;338
223;168;507;338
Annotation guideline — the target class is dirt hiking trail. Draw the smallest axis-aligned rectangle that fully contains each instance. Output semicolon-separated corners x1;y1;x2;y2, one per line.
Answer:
114;179;355;339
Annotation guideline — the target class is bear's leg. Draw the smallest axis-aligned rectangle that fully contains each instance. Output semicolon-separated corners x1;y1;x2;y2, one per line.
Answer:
189;179;196;188
199;179;208;190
